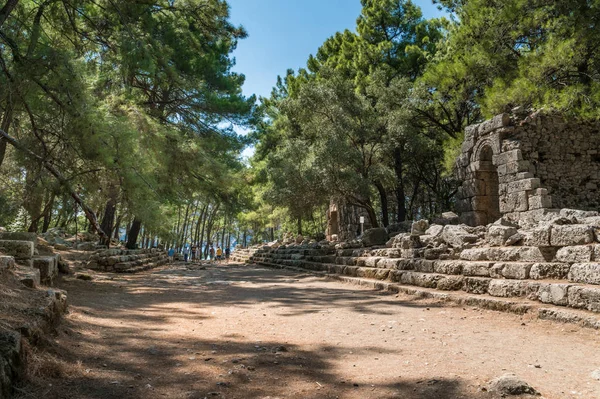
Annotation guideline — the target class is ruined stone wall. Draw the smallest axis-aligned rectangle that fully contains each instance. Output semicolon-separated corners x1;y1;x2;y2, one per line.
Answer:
456;111;600;226
326;200;373;241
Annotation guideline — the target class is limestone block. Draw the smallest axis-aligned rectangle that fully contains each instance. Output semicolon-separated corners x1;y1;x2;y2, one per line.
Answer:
568;286;600;312
328;264;345;274
437;275;464;291
491;262;532;279
550;225;595;246
506;178;540;194
486;225;518;246
462;262;494;277
425;225;444;238
555;245;593;263
0;240;34;260
388;270;406;283
383;248;403;258
0;232;38;248
411;220;429;236
493;149;523;166
484;247;551;262
478;113;510;135
528;195;552;210
471;196;499;212
487;280;528;297
461;179;487;198
462;277;491;294
460;248;490;261
32;257;58;285
496;160;530;176
500;191;529;213
16;267;40;288
568;263;600;285
361;228;388;247
378;258;401;269
400;272;439;288
524;226;551;247
441;225;479;248
413;260;434;273
0;256;15;270
363;257;382;267
397;259;416;270
537;283;571;306
529;263;571;279
343;266;359;277
355;257;367;267
433;260;464;275
424;247;447;260
595;245;600;261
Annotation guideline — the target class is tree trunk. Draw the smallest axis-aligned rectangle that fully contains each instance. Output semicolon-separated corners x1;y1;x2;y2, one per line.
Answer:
374;181;389;227
0;104;13;168
394;147;407;222
126;218;142;249
199;204;209;259
297;217;302;236
42;193;54;233
0;0;20;29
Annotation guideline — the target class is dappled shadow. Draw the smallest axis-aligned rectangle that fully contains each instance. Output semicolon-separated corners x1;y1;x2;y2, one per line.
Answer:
15;262;494;398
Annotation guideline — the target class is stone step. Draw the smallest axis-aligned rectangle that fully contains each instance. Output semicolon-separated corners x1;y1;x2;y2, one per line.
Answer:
0;255;15;270
32;255;59;285
0;240;34;261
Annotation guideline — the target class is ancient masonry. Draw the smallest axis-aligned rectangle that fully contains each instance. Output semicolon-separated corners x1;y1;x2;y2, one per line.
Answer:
456;111;600;226
326;199;373;241
86;248;168;273
234;112;600;328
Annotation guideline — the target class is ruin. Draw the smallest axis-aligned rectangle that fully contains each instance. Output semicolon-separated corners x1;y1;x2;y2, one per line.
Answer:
326;199;373;241
456;111;600;226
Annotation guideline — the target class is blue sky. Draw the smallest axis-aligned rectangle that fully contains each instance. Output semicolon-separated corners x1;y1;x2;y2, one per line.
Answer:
227;0;448;100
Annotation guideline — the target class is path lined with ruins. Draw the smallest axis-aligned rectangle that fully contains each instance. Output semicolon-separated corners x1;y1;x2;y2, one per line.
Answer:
18;262;600;399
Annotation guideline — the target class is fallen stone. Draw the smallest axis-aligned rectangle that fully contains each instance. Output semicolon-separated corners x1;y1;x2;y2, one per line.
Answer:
441;225;478;248
486;373;540;396
361;228;388;247
411;219;429;236
425;224;444;238
487;225;518;246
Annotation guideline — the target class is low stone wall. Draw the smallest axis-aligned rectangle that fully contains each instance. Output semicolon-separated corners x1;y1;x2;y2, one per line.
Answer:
87;248;168;273
235;209;600;318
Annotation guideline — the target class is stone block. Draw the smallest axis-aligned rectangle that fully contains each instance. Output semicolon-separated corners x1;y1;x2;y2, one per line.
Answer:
363;257;382;267
506;178;540;194
441;225;479;248
537;283;571;306
486;225;518;246
496;160;531;175
0;256;15;270
528;195;552;210
490;262;532;279
411;219;429;236
0;240;34;260
462;262;494;277
500;191;529;213
556;245;593;263
485;247;552;262
525;226;551;247
529;263;571;279
400;272;440;289
459;248;488;261
425;225;444;237
433;261;464;275
361;228;388;247
568;263;600;285
32;256;58;285
487;280;528;297
550;225;595;246
378;258;401;269
462;277;491;294
493;150;522;166
568;286;600;312
343;266;359;277
0;232;38;248
437;275;464;291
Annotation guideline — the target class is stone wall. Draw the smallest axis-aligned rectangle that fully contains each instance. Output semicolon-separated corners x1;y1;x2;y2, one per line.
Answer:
326;199;373;241
87;248;167;272
455;111;600;226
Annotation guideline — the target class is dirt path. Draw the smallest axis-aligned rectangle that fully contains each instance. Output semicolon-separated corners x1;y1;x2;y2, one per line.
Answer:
16;262;600;399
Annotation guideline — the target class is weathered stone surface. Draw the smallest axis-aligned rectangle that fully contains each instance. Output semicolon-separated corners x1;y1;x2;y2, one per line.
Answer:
377;258;401;269
550;225;595;246
436;275;464;291
433;260;464;275
568;263;600;285
462;262;494;277
486;374;539;396
466;247;552;262
425;224;444;238
0;256;15;270
411;219;429;236
363;257;381;267
529;263;570;279
361;228;388;247
400;272;440;288
537;283;571;306
487;280;528;297
32;256;58;285
486;225;518;246
462;277;491;294
460;248;490;261
440;225;478;248
568;286;600;312
525;226;551;247
0;240;34;260
555;245;593;263
413;260;434;273
490;262;532;279
0;232;37;246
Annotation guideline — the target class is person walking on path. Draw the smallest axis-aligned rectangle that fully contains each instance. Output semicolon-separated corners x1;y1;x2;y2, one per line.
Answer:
191;245;197;262
209;245;215;262
183;246;190;262
216;246;223;263
225;247;231;263
168;248;175;263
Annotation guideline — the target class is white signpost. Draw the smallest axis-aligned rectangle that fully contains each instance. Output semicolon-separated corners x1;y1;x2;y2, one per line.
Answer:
359;216;364;235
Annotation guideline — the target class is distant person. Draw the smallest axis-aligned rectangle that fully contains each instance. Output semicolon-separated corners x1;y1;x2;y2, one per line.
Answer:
216;246;223;263
225;247;231;263
209;245;215;261
168;248;175;263
195;246;201;263
183;246;190;262
191;245;197;262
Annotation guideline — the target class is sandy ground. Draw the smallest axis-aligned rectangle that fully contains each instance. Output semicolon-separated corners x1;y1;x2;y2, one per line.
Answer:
15;261;600;399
